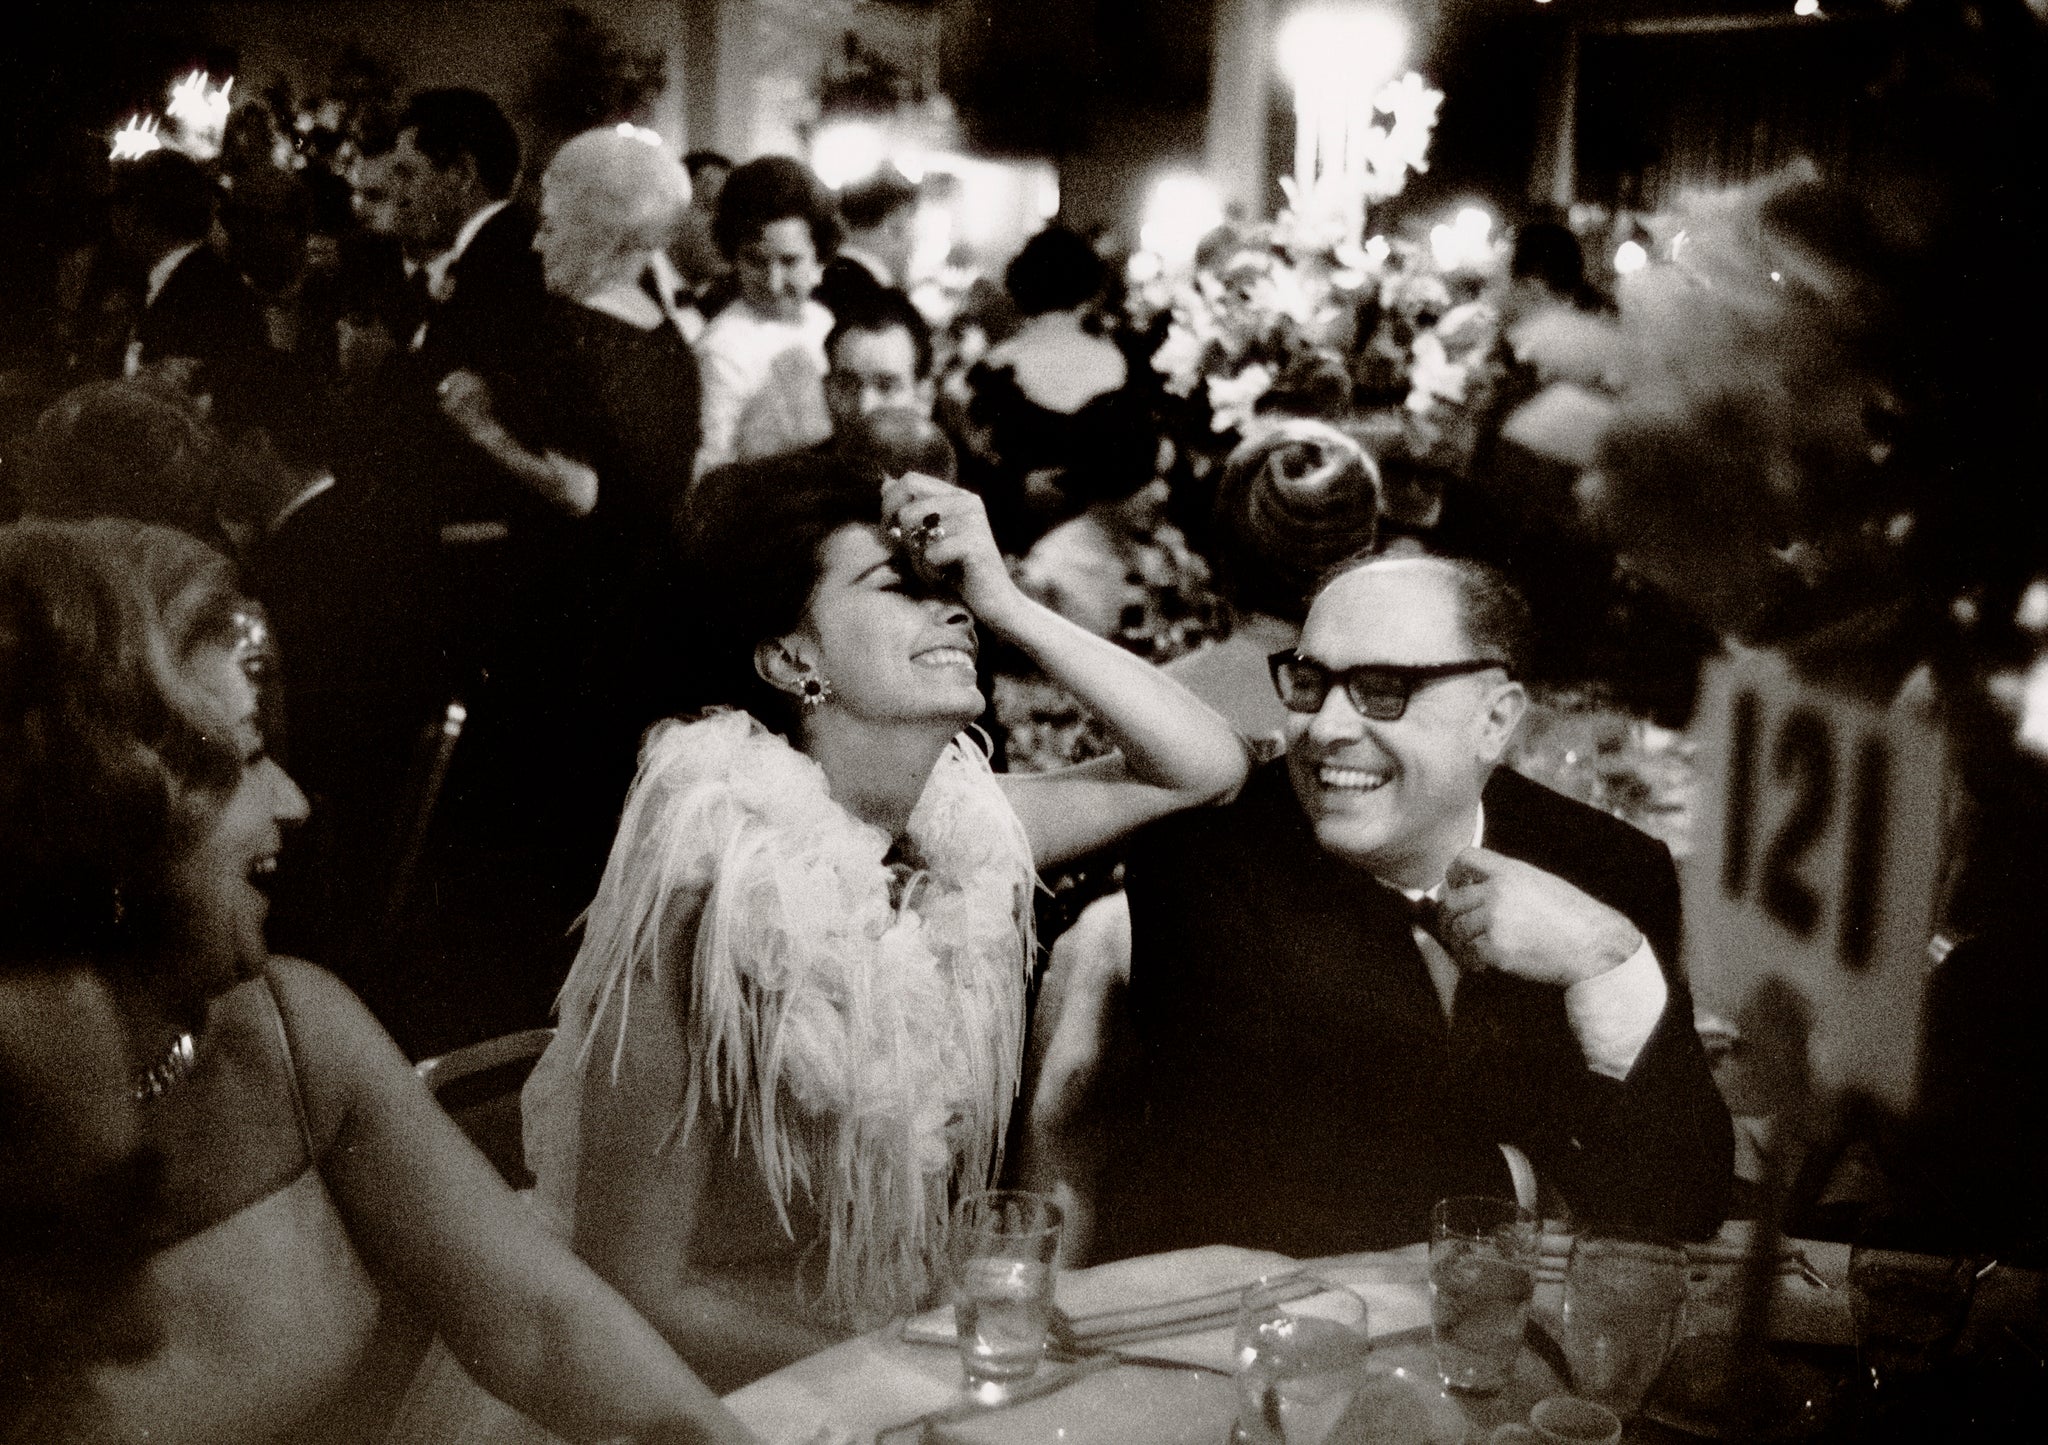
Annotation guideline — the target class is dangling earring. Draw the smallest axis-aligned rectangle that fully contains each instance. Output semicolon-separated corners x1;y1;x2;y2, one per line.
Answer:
800;675;835;712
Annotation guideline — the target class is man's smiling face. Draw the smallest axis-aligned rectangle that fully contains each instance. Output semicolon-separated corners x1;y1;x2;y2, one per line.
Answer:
1284;558;1522;887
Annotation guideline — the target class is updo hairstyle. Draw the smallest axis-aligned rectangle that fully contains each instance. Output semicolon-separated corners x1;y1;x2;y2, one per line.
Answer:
1004;226;1108;316
543;127;693;254
11;380;225;542
0;520;247;964
683;450;884;734
1209;419;1383;624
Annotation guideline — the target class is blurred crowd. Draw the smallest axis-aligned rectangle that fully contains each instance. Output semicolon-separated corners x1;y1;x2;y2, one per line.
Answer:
5;4;2048;1442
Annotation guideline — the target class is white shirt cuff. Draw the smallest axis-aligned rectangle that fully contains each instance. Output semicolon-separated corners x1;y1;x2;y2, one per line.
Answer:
1563;940;1668;1081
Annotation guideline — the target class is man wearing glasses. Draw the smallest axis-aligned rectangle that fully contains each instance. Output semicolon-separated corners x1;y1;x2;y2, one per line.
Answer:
1085;553;1732;1260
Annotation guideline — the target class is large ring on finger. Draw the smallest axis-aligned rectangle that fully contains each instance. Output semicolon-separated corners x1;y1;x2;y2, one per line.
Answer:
919;522;948;547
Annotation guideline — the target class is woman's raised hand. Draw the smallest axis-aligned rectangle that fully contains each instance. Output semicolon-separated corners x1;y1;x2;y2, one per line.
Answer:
881;473;1022;625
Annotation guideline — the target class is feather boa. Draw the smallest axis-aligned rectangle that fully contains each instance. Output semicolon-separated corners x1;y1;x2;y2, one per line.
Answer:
532;709;1037;1328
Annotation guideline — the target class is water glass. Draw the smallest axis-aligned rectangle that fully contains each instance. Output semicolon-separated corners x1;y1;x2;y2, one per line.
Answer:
1560;1236;1688;1416
1848;1247;1977;1385
1430;1195;1538;1395
1230;1275;1372;1445
950;1189;1063;1384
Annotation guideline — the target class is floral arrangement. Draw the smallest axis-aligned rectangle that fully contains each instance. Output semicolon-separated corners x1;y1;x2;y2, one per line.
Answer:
1135;75;1515;484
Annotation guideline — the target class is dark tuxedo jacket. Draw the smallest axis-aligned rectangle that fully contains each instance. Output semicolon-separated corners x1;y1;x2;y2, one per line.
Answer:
134;244;272;427
813;253;891;321
1095;761;1734;1260
416;201;546;382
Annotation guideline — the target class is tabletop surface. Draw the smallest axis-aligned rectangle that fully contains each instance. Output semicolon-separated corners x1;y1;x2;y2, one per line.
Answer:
723;1235;1860;1445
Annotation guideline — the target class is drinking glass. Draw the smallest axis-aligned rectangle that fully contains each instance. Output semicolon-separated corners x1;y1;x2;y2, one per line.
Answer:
1430;1196;1538;1395
950;1189;1063;1384
1847;1247;1977;1388
1560;1236;1688;1416
1229;1275;1373;1445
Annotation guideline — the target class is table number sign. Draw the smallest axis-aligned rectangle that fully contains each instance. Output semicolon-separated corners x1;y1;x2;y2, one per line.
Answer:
1684;650;1948;1112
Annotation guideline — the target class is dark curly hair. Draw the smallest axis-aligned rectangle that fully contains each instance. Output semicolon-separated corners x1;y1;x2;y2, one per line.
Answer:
711;155;840;263
0;520;246;965
682;450;884;735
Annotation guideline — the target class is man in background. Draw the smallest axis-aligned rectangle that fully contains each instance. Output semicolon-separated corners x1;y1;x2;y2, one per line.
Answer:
109;149;268;428
816;167;919;320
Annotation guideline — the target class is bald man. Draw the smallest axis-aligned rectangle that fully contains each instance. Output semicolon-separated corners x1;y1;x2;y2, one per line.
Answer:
1091;553;1733;1258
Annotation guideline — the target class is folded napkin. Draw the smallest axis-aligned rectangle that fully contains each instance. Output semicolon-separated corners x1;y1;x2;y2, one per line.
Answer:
904;1244;1436;1375
1535;1221;1825;1285
903;1243;1295;1355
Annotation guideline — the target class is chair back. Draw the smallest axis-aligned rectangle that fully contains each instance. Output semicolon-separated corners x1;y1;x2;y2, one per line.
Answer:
415;1027;553;1189
376;699;468;940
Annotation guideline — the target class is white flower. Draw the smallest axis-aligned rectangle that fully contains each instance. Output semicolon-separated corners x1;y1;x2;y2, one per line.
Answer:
1152;318;1209;396
1406;332;1468;413
1207;364;1274;434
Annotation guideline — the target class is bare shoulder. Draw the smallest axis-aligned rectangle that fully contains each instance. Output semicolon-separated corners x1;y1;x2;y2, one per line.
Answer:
263;955;389;1041
260;956;416;1144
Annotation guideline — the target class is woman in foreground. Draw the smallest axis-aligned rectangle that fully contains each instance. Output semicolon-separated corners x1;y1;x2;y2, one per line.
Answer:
523;451;1248;1390
0;518;753;1445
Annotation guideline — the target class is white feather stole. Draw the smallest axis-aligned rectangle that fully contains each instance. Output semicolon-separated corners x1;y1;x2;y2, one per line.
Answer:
524;710;1038;1329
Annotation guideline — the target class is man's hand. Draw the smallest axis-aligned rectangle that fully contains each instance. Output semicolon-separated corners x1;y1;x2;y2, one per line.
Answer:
1437;846;1643;989
539;450;600;516
436;367;493;423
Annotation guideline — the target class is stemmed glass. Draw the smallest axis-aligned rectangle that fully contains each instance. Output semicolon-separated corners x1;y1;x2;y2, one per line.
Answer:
1229;1274;1373;1445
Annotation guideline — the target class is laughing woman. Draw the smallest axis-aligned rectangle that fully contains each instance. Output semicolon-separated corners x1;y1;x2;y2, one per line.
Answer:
0;519;753;1445
520;451;1248;1390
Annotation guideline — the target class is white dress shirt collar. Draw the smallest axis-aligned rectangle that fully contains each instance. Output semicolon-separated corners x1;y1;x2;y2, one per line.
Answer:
423;198;510;301
1396;804;1488;906
145;242;202;308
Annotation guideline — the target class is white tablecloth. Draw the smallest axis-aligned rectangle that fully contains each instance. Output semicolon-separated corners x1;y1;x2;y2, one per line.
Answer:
723;1235;1854;1445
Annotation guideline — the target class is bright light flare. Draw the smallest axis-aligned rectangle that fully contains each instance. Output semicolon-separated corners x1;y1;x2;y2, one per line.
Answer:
1277;5;1408;93
1614;239;1649;275
165;70;233;160
166;70;233;129
1793;0;1821;15
1139;171;1225;271
811;120;887;190
111;114;164;161
613;123;664;148
1429;205;1495;272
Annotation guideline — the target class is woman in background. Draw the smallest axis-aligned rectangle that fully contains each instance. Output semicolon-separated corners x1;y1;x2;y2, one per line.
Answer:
690;156;837;479
435;126;707;897
965;226;1131;552
0;518;754;1445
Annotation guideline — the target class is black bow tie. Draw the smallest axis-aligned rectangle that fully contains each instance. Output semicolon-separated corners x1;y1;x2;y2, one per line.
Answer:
1406;893;1444;938
639;267;682;314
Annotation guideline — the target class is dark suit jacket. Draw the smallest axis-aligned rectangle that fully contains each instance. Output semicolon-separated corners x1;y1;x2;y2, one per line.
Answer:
134;243;272;427
399;202;562;537
1096;761;1734;1259
416;201;546;383
814;253;891;321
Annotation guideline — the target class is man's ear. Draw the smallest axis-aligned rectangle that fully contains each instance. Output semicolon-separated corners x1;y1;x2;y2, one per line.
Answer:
1476;679;1528;764
753;635;812;698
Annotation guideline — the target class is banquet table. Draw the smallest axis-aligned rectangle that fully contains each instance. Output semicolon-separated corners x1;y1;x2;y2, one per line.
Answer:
722;1232;1869;1445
